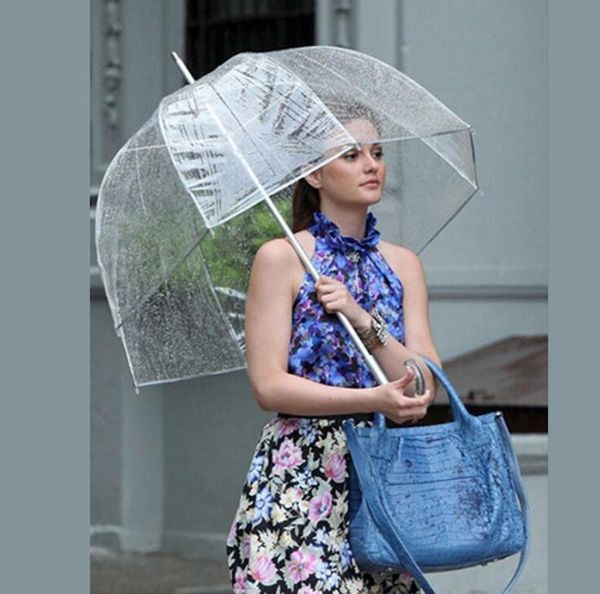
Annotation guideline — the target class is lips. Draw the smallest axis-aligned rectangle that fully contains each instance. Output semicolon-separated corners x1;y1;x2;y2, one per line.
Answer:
361;179;380;187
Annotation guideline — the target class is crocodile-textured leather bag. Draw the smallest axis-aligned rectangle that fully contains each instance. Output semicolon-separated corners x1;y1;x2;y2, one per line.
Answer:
342;358;529;594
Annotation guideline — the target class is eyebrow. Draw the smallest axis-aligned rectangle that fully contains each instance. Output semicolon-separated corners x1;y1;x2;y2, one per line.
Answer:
346;142;382;151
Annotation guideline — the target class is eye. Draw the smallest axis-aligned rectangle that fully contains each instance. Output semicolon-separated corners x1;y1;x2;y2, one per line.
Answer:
343;152;358;161
372;148;384;159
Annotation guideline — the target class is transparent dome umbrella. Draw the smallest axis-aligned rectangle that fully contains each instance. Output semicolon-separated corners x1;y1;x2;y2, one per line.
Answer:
95;46;480;391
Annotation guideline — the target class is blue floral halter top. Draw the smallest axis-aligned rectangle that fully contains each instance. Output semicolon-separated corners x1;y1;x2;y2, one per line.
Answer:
287;210;405;389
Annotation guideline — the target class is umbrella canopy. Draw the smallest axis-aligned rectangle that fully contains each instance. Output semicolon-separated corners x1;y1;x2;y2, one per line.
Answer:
96;45;479;389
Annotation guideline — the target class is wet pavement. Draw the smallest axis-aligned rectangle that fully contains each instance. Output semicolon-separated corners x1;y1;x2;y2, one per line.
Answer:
91;552;231;594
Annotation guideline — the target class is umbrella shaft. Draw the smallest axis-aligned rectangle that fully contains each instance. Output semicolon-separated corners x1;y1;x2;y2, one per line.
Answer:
261;194;389;387
178;63;389;390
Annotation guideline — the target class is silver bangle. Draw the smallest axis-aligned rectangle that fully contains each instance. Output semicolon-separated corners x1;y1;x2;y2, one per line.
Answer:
404;358;426;395
370;309;388;345
356;309;388;352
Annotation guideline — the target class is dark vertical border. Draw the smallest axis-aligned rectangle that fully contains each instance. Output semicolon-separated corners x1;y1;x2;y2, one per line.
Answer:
548;0;600;591
0;1;89;592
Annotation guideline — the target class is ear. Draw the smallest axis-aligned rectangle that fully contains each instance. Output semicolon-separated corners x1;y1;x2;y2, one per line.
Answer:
304;169;322;189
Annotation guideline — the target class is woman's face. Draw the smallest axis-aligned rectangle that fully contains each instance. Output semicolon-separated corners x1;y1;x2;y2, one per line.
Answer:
307;118;385;209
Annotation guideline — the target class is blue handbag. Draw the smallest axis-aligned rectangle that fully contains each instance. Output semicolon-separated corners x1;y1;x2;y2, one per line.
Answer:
342;357;530;594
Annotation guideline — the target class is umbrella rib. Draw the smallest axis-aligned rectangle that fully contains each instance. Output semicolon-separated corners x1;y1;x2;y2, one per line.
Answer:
188;87;226;224
264;54;356;145
203;78;296;224
196;241;247;358
133;145;149;219
422;131;479;188
126;143;168;152
417;185;481;255
157;96;213;232
115;326;142;392
207;79;280;178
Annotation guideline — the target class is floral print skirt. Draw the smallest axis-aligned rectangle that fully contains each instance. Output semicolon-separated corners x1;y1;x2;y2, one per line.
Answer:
226;416;421;594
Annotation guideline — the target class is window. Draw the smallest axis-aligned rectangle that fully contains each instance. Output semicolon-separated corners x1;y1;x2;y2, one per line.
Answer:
185;0;315;78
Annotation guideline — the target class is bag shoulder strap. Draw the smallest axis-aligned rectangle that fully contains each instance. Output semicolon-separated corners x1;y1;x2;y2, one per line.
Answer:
344;423;438;594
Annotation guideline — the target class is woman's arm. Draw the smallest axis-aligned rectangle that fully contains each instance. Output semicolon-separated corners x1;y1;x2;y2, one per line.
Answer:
354;247;440;401
244;239;429;422
316;245;440;403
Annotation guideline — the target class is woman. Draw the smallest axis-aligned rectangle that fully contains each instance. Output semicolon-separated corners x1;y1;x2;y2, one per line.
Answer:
226;116;441;594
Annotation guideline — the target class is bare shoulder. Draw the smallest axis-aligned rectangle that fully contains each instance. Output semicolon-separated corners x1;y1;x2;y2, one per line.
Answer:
379;240;419;262
378;240;424;283
252;231;316;297
254;231;314;267
254;237;297;268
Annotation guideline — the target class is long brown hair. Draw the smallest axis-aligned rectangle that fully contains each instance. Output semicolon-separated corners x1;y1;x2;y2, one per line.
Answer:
291;104;382;232
291;178;320;233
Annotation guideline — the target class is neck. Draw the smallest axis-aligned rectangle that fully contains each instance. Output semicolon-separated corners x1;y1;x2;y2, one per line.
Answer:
319;204;369;240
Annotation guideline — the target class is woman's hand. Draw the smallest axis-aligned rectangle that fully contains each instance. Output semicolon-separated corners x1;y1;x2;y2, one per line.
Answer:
369;367;432;425
315;275;370;328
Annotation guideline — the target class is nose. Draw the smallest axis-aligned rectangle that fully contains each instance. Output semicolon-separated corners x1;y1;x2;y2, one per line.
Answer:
363;151;379;171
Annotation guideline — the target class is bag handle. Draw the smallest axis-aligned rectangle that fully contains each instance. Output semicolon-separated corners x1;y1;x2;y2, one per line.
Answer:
374;356;473;428
346;356;531;594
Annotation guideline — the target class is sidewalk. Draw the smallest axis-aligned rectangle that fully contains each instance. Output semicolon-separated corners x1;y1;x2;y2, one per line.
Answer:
91;551;231;594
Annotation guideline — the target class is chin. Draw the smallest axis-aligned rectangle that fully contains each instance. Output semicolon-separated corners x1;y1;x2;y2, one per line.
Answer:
363;191;383;205
348;197;381;212
359;186;383;199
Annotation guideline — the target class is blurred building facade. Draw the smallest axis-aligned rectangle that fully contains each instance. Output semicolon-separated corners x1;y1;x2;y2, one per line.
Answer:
91;0;547;561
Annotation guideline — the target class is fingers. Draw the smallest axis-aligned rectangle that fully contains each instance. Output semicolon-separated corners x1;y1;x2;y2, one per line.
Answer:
392;386;431;413
316;276;340;294
316;275;335;287
393;393;430;425
381;380;431;423
385;405;428;426
320;292;344;305
320;293;343;309
408;389;431;406
392;367;414;388
407;397;430;418
398;393;430;412
316;277;353;314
